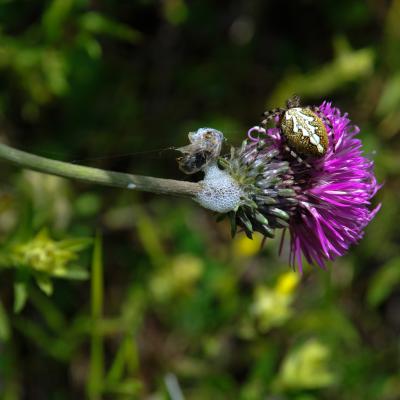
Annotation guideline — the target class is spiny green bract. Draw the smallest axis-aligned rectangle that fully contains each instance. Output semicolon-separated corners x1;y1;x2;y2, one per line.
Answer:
218;140;297;239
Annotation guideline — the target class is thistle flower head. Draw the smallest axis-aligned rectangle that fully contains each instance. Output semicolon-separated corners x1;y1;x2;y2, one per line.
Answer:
236;101;380;269
185;103;380;270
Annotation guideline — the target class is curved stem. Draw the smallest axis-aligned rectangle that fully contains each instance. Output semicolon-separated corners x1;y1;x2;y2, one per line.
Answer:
0;143;202;198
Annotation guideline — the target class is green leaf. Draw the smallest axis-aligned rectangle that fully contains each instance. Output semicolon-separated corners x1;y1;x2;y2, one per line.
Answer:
268;38;374;107
14;281;28;313
35;275;54;296
54;265;89;280
274;340;336;391
78;34;102;59
367;257;400;307
13;317;72;361
106;336;139;385
0;299;10;340
376;73;400;116
58;237;93;252
79;12;142;43
42;0;75;41
103;379;142;396
29;288;66;333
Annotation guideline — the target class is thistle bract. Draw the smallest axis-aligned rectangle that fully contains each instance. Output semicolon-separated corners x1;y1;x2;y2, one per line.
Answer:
218;139;297;239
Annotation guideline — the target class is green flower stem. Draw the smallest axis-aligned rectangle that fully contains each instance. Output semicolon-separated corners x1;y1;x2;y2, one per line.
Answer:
88;233;104;400
0;142;202;198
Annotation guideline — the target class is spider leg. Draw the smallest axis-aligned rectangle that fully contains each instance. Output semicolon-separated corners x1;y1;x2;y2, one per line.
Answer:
261;108;285;126
311;106;333;131
284;145;311;168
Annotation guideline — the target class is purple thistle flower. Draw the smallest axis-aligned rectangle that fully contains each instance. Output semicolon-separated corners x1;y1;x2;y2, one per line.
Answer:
186;101;380;271
253;102;381;270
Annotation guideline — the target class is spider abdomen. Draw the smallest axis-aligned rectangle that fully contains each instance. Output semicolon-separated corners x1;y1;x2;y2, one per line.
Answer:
281;108;328;157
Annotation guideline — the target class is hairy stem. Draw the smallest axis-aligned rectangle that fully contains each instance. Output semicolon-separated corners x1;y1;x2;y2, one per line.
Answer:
0;143;202;198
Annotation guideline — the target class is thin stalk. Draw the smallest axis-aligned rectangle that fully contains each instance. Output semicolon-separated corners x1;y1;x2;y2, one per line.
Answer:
0;143;202;198
88;233;104;400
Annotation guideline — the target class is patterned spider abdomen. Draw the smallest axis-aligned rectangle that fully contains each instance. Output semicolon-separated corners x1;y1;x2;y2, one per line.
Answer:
280;108;329;157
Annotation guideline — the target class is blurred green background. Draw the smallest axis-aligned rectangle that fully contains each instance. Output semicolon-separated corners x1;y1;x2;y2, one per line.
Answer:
0;1;397;399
